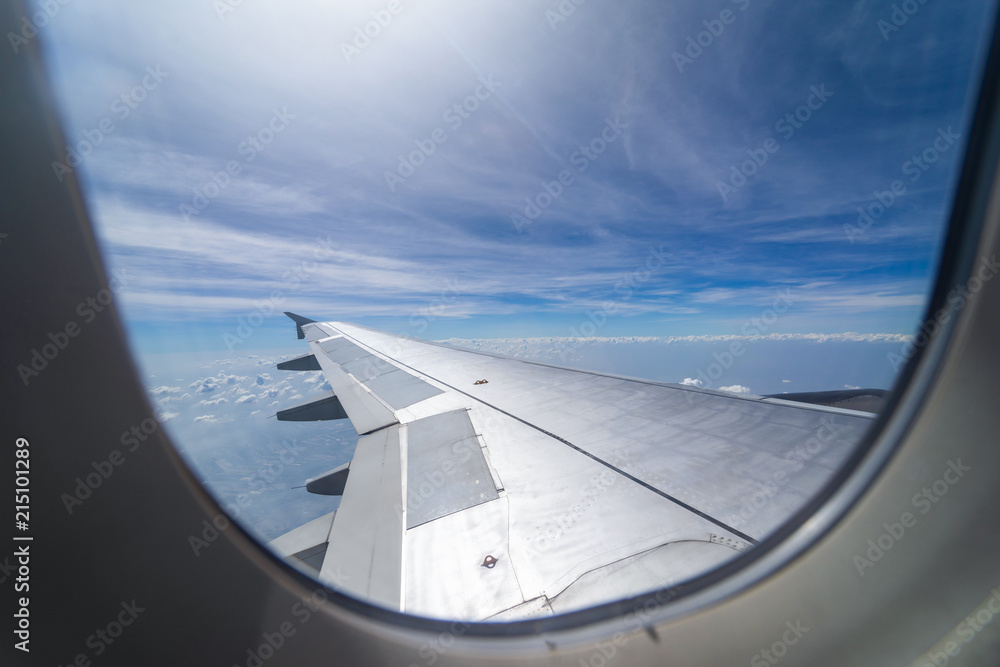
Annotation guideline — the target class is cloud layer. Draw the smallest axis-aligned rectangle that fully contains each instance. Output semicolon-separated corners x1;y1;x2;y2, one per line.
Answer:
37;0;994;346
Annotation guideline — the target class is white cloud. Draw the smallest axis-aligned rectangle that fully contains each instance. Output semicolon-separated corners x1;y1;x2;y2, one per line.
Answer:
190;379;217;394
198;396;228;406
719;385;752;394
235;394;257;404
149;385;183;396
191;371;249;395
442;332;913;347
680;378;704;387
156;391;190;403
257;387;281;401
193;414;234;424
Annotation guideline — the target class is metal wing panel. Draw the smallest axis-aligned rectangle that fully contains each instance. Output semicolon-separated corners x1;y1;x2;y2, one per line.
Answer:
267;510;336;558
316;336;369;363
545;540;739;614
398;404;754;619
403;498;523;620
320;426;403;609
464;406;751;603
405;408;499;529
363;369;444;410
492;383;865;539
308;336;397;435
327;322;872;540
341;355;397;380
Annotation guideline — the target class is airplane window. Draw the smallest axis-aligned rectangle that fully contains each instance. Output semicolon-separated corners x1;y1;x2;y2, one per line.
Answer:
36;0;998;621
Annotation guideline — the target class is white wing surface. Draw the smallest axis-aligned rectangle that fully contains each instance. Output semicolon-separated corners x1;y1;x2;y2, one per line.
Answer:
268;314;873;620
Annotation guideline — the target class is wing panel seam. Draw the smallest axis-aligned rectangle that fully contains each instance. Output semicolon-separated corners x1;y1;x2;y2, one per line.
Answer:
333;328;759;545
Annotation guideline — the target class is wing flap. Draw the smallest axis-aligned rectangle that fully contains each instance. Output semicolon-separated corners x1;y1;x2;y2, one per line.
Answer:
308;337;398;435
363;369;444;410
267;510;337;575
404;408;499;529
305;462;350;496
275;391;348;422
276;352;321;371
320;426;403;609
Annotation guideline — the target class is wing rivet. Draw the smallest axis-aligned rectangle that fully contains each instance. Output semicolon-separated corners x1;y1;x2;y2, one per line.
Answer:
481;555;498;568
474;379;489;385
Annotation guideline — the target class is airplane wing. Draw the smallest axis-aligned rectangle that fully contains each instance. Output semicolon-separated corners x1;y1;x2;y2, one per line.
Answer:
268;313;874;621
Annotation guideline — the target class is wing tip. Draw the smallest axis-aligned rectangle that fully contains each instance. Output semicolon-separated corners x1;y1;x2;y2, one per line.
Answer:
284;312;317;340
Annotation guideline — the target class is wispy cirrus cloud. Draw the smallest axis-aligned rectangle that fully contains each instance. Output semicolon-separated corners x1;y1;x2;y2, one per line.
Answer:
40;0;993;347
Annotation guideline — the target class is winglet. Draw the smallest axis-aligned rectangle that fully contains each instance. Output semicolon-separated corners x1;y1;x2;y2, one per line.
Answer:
284;312;317;340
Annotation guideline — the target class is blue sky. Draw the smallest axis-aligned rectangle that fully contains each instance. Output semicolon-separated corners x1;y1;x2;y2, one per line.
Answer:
36;0;997;353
